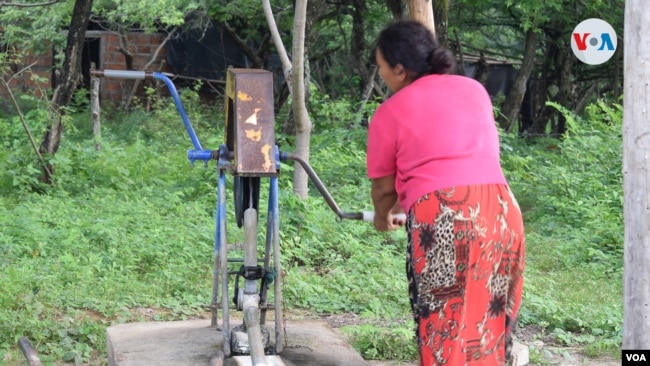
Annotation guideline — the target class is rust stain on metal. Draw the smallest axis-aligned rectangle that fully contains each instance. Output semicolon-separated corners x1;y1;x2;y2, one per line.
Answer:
245;128;262;142
261;144;273;172
225;68;277;176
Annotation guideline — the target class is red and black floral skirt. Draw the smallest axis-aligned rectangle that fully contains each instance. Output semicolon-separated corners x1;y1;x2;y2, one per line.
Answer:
406;184;525;366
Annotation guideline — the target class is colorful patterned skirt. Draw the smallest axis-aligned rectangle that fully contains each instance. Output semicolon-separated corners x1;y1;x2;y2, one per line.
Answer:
406;184;525;366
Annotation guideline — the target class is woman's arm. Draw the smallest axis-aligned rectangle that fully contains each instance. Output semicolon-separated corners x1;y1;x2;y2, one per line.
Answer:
371;175;401;231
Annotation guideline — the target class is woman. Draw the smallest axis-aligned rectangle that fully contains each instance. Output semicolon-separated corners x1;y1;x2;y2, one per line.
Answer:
366;20;526;366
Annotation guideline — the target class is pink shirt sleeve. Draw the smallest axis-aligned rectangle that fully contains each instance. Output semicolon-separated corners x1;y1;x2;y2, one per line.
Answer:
366;104;397;178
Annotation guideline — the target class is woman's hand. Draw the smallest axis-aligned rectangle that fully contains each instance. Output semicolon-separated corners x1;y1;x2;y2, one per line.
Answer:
373;210;406;231
370;175;404;231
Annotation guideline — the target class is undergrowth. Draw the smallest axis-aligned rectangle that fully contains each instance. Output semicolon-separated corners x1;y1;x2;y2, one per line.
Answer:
0;89;623;364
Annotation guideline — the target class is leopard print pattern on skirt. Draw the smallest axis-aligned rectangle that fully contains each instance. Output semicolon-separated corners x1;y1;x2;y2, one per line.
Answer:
406;184;525;366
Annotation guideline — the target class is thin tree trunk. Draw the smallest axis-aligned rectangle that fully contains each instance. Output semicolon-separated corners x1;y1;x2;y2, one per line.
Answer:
223;21;264;68
407;0;435;35
351;0;367;97
38;0;94;183
123;26;178;111
623;0;650;350
91;65;101;151
433;0;449;46
534;48;574;136
497;28;537;132
553;49;575;135
262;0;293;96
530;30;561;135
385;0;404;18
356;65;377;125
1;78;51;178
291;0;312;199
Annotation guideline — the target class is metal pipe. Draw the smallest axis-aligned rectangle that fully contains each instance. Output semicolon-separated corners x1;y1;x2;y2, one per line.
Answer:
362;211;406;223
89;70;148;79
152;72;203;151
90;70;204;153
270;175;283;354
243;208;267;365
259;183;275;325
103;70;147;79
279;152;364;220
243;304;268;366
209;350;225;366
218;170;231;357
17;337;42;366
211;171;223;328
243;208;258;268
187;149;217;165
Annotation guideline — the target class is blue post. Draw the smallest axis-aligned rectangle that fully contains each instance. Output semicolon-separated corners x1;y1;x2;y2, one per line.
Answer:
271;146;283;354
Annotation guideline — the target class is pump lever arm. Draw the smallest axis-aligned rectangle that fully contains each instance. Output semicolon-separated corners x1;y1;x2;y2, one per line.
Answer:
279;151;405;226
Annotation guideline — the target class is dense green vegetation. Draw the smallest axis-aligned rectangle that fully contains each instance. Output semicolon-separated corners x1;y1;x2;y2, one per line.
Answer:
0;88;622;364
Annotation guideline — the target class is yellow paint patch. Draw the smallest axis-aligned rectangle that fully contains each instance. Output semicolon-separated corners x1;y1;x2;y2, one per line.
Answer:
237;91;252;101
245;128;262;142
261;144;273;172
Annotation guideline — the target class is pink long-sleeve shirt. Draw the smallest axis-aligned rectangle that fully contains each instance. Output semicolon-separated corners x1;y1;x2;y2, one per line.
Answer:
367;74;507;212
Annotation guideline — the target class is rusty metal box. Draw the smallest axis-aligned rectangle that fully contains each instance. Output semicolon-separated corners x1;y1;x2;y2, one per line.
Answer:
225;68;277;176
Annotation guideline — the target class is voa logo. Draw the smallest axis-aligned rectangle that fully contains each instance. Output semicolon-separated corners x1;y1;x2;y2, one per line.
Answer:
625;353;647;362
571;18;617;65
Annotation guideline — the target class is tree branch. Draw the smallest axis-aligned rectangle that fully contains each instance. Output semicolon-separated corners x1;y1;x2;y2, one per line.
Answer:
123;26;179;111
222;21;263;68
262;0;292;95
0;78;53;178
0;0;63;7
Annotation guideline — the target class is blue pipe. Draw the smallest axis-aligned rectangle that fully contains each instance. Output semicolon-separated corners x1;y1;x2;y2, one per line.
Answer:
152;72;202;151
215;169;227;256
187;149;214;165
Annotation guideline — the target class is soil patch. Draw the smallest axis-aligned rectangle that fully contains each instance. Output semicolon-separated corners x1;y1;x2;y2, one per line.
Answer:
320;313;621;366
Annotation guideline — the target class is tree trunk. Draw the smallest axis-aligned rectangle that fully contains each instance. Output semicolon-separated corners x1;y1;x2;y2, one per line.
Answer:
553;49;575;135
38;0;94;184
291;0;313;199
529;28;556;135
91;63;101;151
123;27;178;111
623;0;650;350
497;27;536;132
262;0;293;96
407;0;435;35
351;0;368;96
433;0;449;46
385;0;404;18
533;48;574;136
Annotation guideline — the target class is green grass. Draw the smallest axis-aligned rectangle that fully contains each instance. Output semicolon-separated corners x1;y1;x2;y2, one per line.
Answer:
0;91;623;364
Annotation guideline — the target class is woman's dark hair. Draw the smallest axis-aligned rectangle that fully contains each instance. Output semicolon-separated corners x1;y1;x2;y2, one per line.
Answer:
376;20;456;80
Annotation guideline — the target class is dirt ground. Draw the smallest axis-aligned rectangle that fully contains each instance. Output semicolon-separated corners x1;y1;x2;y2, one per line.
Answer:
320;313;621;366
5;309;619;366
512;325;620;366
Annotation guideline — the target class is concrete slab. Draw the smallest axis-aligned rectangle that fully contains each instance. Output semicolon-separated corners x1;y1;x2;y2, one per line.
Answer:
107;319;372;366
510;342;530;366
232;355;285;366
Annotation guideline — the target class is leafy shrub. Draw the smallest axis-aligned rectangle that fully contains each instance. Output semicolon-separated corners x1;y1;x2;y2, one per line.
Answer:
0;95;624;363
501;99;623;348
342;323;418;361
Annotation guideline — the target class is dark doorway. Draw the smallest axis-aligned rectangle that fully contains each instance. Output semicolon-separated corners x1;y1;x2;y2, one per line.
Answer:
81;37;101;90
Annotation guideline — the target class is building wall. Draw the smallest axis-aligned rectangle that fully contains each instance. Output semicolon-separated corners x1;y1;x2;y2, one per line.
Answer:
1;47;53;100
99;32;171;106
0;31;170;107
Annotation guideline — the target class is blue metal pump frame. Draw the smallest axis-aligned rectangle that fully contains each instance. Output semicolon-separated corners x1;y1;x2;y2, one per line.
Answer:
91;70;283;356
89;69;380;362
